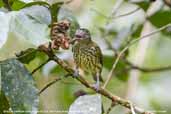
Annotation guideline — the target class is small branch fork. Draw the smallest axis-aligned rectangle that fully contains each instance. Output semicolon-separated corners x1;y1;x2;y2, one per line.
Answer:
38;74;71;95
38;44;153;114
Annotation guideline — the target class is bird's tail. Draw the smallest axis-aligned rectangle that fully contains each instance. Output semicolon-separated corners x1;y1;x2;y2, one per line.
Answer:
99;75;104;82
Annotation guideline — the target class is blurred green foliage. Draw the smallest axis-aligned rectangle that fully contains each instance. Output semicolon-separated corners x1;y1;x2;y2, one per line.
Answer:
16;48;37;64
0;0;171;114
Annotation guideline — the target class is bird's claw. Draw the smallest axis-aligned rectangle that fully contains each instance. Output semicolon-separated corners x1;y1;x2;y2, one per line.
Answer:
73;70;79;78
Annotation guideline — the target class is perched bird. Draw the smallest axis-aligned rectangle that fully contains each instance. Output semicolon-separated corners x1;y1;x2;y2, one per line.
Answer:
72;28;103;90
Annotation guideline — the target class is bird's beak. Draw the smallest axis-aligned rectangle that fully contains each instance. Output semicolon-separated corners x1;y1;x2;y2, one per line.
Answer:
69;37;80;44
71;34;82;42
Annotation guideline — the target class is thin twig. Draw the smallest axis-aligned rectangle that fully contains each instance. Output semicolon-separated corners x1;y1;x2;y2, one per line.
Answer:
105;102;117;114
31;59;50;74
60;80;81;85
38;77;62;95
38;74;70;95
38;78;61;95
106;0;124;24
64;0;74;4
112;7;141;19
125;60;171;72
103;23;171;89
90;8;108;19
130;102;136;114
110;0;124;16
91;7;141;21
38;75;78;95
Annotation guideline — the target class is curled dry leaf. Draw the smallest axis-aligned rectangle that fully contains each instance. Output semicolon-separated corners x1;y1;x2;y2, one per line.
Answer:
50;20;71;50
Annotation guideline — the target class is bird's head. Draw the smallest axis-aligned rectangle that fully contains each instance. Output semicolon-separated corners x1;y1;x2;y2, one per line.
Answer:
74;28;91;41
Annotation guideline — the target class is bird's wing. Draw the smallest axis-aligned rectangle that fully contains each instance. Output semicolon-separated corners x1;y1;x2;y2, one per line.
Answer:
83;42;103;68
92;42;103;66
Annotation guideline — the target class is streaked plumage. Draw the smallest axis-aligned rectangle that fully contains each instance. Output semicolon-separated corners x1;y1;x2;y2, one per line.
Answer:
72;28;103;90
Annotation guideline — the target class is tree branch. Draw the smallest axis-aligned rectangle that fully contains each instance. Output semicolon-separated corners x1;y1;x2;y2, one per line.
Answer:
163;0;171;8
38;45;154;114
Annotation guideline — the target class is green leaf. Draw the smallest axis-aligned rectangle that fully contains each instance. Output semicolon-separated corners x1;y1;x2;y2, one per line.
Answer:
16;48;37;64
103;55;114;69
148;10;171;36
21;1;50;9
131;24;143;38
11;0;25;11
1;0;12;11
148;11;171;27
1;0;50;11
134;1;150;11
103;55;129;82
0;0;4;8
0;91;11;114
115;60;129;82
50;65;67;76
50;2;64;22
58;8;80;38
0;59;39;114
0;0;25;11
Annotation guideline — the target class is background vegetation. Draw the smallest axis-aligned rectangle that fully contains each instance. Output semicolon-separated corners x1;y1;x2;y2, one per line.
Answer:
0;0;171;114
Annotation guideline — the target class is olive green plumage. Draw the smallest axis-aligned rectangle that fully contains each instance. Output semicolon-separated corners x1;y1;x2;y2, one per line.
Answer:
72;28;103;82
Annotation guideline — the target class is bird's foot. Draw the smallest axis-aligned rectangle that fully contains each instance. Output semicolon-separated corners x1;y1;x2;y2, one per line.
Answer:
73;70;79;78
92;82;100;92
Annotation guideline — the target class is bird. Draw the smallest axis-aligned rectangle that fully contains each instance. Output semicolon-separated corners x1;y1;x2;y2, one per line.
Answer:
72;28;103;91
